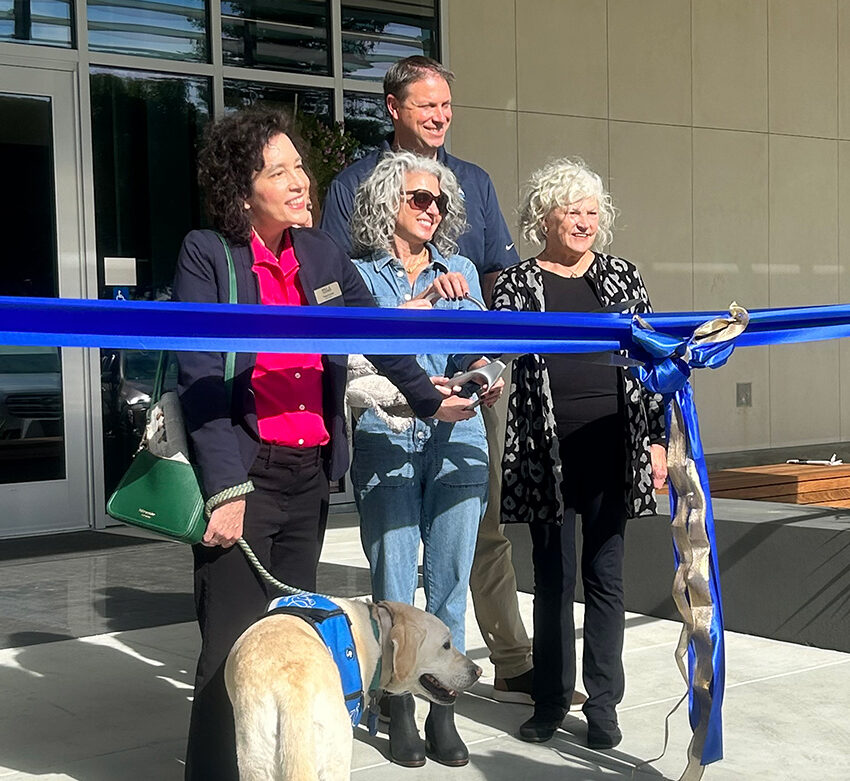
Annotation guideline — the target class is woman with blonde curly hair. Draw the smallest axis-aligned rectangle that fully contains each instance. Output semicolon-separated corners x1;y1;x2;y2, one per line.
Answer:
348;150;502;768
494;158;667;749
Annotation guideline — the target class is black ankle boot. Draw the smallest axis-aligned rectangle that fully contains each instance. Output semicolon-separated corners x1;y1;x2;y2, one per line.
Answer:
388;693;426;767
424;703;469;767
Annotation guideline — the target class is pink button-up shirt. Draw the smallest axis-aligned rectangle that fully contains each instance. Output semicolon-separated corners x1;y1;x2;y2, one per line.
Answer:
250;229;328;448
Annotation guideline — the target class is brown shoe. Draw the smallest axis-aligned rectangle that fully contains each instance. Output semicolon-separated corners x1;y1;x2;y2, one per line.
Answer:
493;669;533;704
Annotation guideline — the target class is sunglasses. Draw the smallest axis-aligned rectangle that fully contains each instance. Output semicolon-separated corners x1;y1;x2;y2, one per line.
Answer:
404;189;448;214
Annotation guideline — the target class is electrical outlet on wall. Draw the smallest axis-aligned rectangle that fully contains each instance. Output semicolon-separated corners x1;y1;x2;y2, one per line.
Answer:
736;382;752;408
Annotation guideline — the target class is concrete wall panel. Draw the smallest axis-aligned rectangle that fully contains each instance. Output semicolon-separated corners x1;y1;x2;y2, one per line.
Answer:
607;0;691;125
693;128;769;311
516;0;607;117
447;0;517;111
768;0;838;138
693;0;768;131
608;121;693;312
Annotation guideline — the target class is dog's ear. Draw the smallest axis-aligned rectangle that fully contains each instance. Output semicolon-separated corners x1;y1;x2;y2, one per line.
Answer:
389;612;427;682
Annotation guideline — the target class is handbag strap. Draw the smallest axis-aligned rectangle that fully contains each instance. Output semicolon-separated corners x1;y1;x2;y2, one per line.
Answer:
214;232;238;399
151;232;239;404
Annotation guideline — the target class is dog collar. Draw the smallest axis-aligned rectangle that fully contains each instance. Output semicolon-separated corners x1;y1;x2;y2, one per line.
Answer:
265;594;365;728
365;603;387;736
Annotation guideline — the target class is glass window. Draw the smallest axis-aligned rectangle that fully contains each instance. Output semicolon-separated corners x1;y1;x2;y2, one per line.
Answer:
90;67;211;496
0;93;65;483
343;91;392;155
223;78;331;120
87;0;208;62
90;67;211;302
0;0;73;47
221;1;329;75
341;0;438;82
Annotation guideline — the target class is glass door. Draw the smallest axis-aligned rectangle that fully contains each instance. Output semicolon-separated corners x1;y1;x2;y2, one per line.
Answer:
0;65;90;537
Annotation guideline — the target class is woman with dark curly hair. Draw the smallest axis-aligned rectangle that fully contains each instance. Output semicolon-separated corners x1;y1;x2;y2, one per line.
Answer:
172;108;474;781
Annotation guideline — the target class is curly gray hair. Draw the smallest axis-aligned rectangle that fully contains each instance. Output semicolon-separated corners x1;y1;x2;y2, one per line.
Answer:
519;157;616;249
351;151;467;258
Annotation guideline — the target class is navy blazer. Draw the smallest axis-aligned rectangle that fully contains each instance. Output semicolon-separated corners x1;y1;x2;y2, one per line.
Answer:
172;227;443;502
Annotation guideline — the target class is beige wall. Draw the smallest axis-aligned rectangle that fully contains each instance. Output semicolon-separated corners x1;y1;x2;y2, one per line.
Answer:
446;0;848;453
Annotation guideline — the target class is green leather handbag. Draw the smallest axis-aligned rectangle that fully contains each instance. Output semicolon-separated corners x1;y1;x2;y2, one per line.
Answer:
106;234;237;543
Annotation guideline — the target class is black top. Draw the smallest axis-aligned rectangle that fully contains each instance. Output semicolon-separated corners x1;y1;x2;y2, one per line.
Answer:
540;269;619;436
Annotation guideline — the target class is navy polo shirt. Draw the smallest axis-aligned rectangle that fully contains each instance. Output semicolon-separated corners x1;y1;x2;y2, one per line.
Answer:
320;138;520;278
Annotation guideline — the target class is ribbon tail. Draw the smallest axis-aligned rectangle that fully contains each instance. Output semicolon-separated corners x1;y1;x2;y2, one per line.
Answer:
666;383;725;775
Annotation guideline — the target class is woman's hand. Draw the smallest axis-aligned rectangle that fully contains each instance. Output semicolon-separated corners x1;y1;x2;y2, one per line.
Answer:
433;394;476;422
202;497;246;548
430;375;462;395
415;272;470;303
650;444;668;489
399;298;433;310
466;358;505;407
478;376;505;407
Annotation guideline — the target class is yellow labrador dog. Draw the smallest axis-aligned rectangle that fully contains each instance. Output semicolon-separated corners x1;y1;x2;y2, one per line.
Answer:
225;598;481;781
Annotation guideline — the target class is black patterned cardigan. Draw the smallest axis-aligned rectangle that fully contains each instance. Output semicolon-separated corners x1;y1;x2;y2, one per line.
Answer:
493;254;667;525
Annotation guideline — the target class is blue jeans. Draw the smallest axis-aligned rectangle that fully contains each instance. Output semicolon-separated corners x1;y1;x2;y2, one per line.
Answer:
352;426;488;653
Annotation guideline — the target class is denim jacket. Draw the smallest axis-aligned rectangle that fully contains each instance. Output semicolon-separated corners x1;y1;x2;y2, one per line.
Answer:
351;244;488;453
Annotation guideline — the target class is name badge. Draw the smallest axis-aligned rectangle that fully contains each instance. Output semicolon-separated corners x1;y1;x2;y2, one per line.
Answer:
314;281;342;304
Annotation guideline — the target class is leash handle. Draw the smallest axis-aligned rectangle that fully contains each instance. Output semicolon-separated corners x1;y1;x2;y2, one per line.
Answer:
236;537;335;599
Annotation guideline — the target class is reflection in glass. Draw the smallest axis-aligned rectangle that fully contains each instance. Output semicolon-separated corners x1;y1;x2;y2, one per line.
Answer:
90;68;210;497
90;67;210;302
343;91;392;156
0;0;73;47
0;347;64;484
223;79;331;120
87;0;207;62
101;349;176;496
221;1;329;74
0;93;65;483
341;1;438;82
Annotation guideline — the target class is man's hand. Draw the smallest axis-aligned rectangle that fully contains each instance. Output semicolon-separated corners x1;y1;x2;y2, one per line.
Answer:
415;272;470;303
202;497;246;548
650;444;668;489
433;395;476;422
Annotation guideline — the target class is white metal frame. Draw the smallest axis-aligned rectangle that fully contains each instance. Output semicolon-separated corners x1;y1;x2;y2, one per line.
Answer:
0;62;92;536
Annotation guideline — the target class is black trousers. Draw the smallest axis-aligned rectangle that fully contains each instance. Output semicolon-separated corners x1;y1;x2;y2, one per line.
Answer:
529;413;627;723
184;443;330;781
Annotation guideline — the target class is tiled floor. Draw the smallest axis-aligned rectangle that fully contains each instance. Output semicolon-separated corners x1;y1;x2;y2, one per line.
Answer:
0;511;848;780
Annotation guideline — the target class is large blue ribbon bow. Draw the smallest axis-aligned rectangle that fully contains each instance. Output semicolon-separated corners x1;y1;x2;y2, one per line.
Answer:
627;305;749;778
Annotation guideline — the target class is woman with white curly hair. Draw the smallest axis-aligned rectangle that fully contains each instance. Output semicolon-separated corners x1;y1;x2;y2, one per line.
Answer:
493;158;667;749
348;150;502;768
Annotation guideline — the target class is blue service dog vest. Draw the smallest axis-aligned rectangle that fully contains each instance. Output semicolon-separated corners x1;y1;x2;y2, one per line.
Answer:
265;594;364;727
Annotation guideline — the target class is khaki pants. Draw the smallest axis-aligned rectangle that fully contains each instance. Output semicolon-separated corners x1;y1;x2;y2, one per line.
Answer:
469;363;533;679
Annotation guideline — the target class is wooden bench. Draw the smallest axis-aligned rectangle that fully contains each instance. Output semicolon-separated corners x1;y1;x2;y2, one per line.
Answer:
660;463;850;508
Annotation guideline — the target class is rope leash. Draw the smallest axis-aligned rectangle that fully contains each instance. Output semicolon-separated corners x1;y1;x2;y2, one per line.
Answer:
236;537;337;600
234;297;488;599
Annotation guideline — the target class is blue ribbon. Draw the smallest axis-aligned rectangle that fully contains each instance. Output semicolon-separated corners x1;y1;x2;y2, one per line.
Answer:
3;296;850;354
3;295;850;772
630;316;742;767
